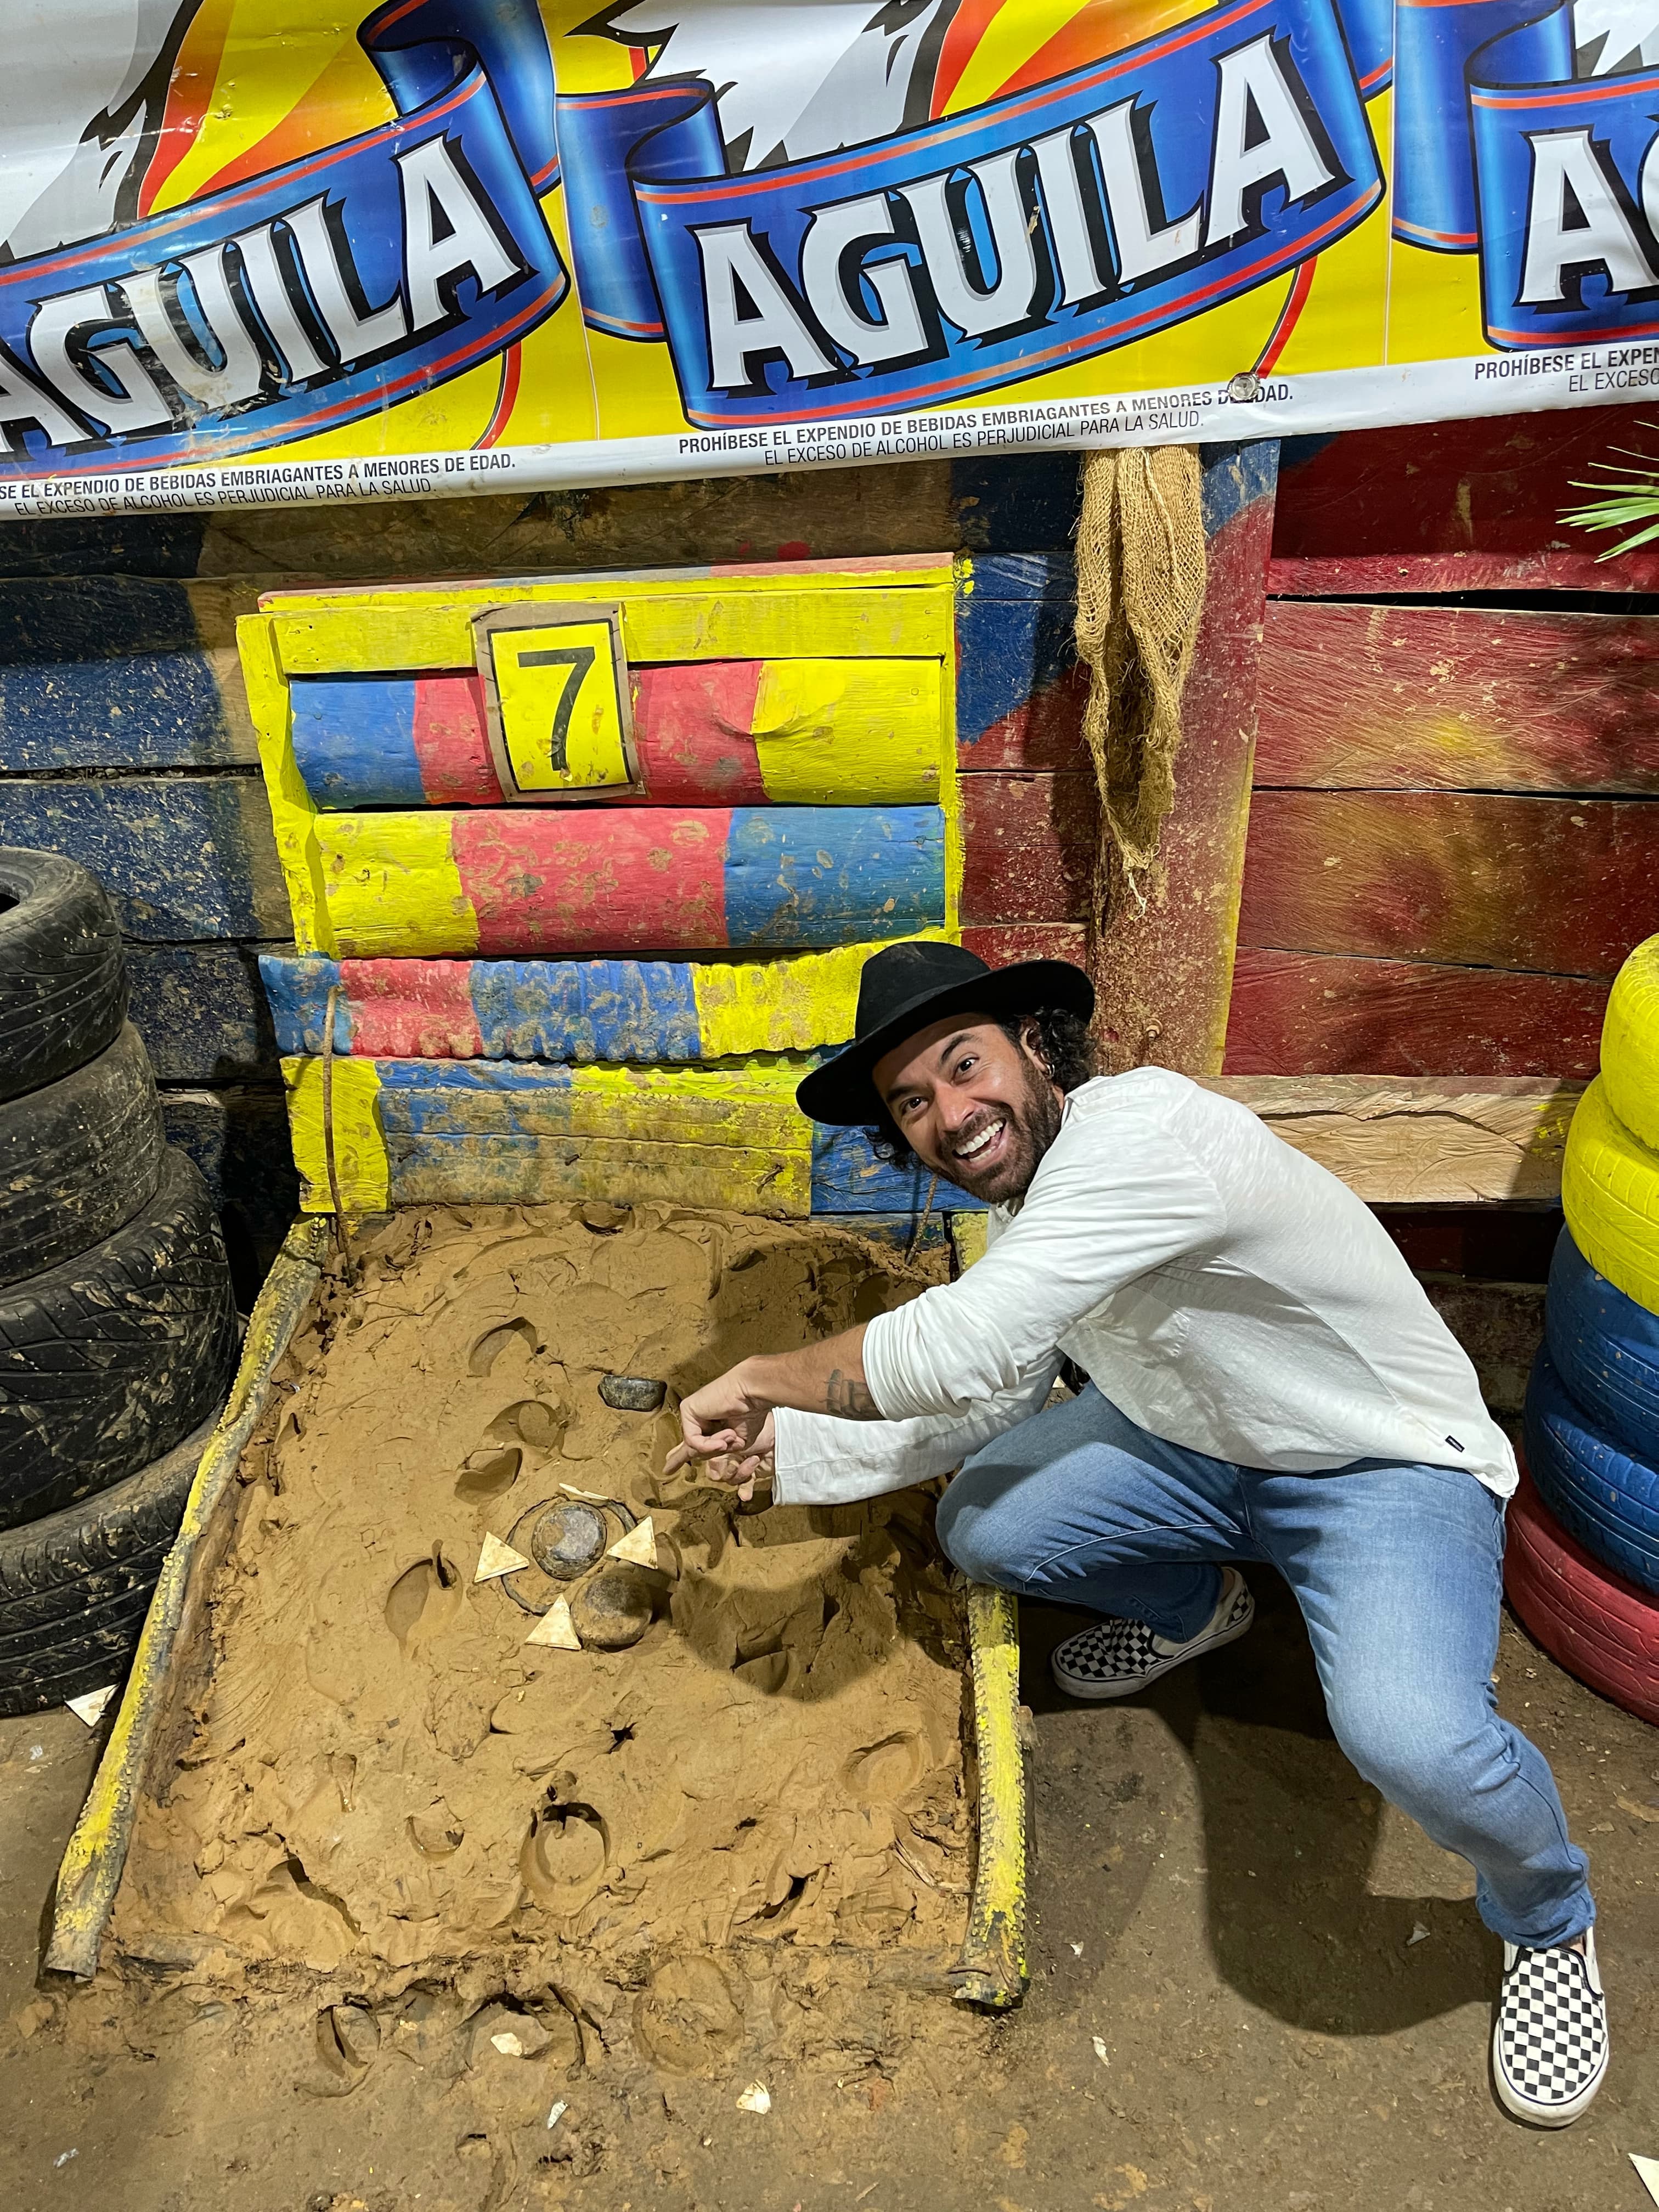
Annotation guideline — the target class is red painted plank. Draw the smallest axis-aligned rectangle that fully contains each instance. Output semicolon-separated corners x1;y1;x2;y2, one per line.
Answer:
631;663;767;802
959;772;1096;924
1222;947;1610;1077
958;659;1090;770
1256;603;1659;794
451;809;730;956
960;922;1089;969
1238;791;1656;977
412;674;500;804
342;956;484;1059
1271;408;1659;594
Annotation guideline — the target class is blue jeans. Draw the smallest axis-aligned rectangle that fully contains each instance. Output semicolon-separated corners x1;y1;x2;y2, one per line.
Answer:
935;1385;1593;1951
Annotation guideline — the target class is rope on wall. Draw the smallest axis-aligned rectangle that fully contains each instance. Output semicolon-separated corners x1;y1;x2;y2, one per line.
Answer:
1073;447;1209;900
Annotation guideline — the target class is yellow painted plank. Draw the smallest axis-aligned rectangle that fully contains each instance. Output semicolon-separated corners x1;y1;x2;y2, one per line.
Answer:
948;1214;990;1271
262;557;953;614
318;814;478;959
283;1057;389;1212
753;659;944;804
269;586;952;675
951;1583;1027;2008
390;1134;812;1216
692;933;946;1058
240;614;332;953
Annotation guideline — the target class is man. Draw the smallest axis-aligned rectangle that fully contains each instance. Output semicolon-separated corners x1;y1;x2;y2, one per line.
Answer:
667;938;1609;2129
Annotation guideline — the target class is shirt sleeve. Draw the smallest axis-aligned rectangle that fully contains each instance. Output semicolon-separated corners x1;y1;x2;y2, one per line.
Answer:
862;1094;1226;1421
771;1353;1062;1506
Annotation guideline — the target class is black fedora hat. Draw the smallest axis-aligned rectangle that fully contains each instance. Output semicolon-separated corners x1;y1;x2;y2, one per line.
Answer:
795;940;1094;1127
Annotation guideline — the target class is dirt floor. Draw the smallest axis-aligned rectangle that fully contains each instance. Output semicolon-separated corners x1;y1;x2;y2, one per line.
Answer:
1;1207;1656;2210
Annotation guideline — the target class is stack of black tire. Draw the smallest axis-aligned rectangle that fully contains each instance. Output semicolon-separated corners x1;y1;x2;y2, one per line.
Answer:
0;850;238;1717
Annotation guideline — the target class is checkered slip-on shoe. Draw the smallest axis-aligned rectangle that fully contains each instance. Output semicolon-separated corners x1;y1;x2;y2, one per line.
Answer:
1049;1568;1254;1701
1492;1928;1609;2127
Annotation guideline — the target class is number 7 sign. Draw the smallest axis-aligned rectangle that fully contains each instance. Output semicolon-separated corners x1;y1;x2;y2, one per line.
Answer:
473;603;642;800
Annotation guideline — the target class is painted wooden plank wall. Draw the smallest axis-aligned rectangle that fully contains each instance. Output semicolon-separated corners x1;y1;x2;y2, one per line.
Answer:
290;658;945;811
1256;603;1659;794
0;776;287;939
0;456;1087;1284
1238;791;1652;979
1226;948;1611;1080
1271;409;1659;594
259;939;929;1064
958;773;1095;926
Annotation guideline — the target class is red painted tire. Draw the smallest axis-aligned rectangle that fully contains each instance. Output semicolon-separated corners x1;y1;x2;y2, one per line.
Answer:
1505;1464;1659;1726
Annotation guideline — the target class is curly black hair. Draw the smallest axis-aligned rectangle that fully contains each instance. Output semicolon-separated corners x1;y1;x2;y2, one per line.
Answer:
866;1006;1097;1169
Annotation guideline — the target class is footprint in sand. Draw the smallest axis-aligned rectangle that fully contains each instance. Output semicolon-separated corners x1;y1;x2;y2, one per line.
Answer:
384;1547;462;1649
467;1317;539;1377
843;1729;926;1805
315;1999;380;2091
632;1956;746;2075
518;1796;610;1911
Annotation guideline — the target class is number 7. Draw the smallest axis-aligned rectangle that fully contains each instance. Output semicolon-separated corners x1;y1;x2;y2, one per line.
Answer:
516;644;597;771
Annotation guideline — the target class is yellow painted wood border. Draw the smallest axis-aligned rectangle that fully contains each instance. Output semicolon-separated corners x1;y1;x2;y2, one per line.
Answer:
45;1216;332;1980
941;568;962;935
283;1056;388;1211
270;586;951;675
240;614;334;953
951;1582;1028;2009
262;555;953;613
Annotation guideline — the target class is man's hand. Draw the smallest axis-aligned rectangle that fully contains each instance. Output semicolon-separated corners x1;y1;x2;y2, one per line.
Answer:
664;1411;776;1500
664;1324;879;1492
666;1359;771;1472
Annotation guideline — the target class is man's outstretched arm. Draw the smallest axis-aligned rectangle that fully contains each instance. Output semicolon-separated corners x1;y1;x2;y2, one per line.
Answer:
666;1321;879;1474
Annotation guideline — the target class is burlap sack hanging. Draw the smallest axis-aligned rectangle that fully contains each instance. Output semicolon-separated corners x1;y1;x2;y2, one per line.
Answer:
1073;446;1208;898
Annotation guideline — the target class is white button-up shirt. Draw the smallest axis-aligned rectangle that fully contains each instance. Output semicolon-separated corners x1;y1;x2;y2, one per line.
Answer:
774;1070;1516;1506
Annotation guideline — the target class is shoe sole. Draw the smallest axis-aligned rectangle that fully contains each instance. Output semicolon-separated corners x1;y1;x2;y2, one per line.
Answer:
1492;2042;1610;2129
1049;1602;1255;1702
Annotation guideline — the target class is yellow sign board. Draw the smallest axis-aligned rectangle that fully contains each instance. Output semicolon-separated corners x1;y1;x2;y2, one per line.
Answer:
474;608;639;800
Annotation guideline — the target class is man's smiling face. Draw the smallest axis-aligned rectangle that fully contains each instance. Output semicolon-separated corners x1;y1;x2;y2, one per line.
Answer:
873;1012;1064;1205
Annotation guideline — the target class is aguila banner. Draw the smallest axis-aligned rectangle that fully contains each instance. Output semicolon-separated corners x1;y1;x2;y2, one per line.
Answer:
3;0;1658;513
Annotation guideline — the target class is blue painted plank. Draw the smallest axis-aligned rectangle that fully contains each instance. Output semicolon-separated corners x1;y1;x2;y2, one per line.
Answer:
0;775;287;939
956;589;1077;753
290;676;425;808
809;1123;988;1213
811;1211;951;1255
725;805;945;946
260;955;346;1057
471;957;703;1062
0;578;248;770
1198;439;1280;538
128;945;283;1082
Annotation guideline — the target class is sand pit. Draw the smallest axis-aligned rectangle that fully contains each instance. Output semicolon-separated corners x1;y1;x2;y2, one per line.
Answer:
113;1203;978;2083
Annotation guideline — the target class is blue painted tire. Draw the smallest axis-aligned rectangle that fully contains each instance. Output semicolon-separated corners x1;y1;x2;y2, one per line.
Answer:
1525;1347;1659;1595
1544;1226;1659;1459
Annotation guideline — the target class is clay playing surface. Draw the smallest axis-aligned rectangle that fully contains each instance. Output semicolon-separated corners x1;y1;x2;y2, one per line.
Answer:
113;1203;973;2075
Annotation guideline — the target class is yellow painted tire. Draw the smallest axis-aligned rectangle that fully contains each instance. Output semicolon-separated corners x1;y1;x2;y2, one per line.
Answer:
1562;1079;1659;1318
1602;934;1659;1152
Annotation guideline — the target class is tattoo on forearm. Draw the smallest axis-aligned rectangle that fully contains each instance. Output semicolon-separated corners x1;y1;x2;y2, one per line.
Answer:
825;1368;877;1418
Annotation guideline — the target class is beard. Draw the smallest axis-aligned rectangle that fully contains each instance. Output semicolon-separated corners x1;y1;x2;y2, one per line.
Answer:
932;1060;1063;1206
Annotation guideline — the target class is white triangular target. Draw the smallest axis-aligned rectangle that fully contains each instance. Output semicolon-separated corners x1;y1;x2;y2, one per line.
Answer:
474;1532;532;1582
606;1516;657;1569
1632;2154;1659;2208
524;1598;581;1649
